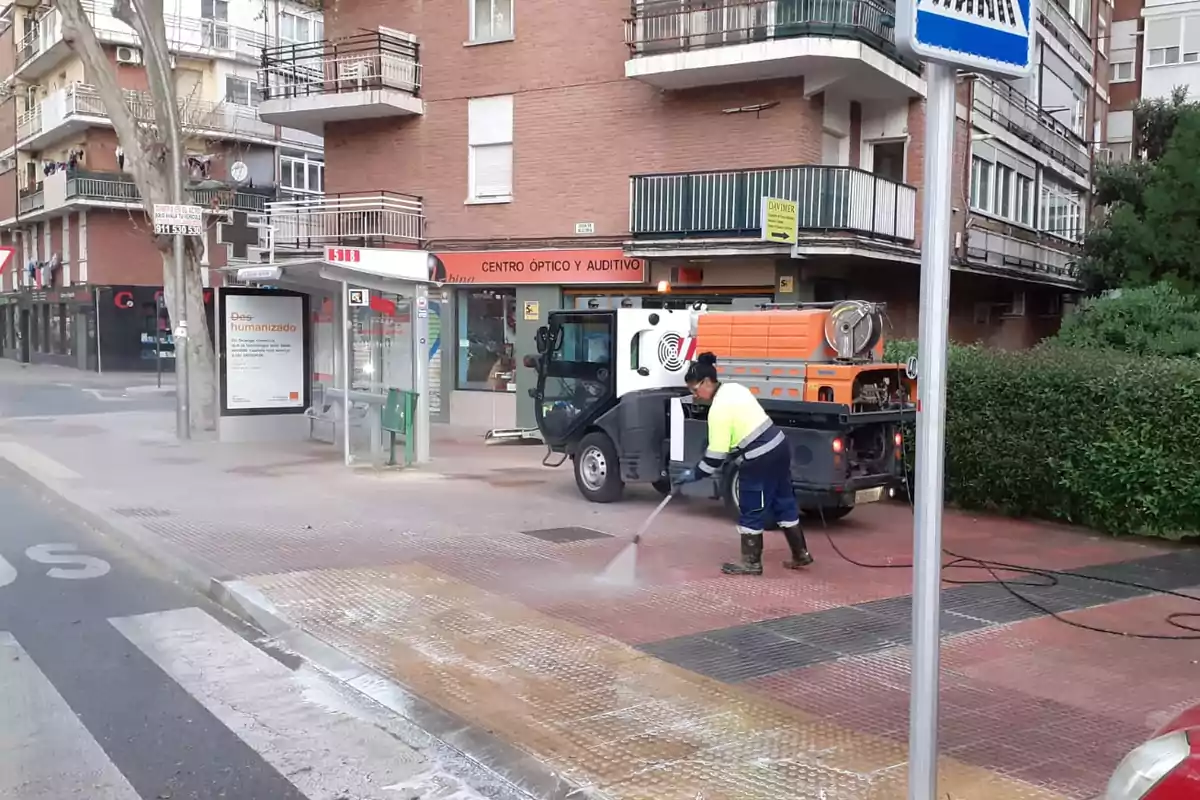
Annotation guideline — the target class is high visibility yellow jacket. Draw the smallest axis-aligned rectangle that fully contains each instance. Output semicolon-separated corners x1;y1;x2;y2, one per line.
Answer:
696;382;785;476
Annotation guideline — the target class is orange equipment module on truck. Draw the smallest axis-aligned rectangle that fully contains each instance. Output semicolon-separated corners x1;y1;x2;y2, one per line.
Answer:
694;306;915;408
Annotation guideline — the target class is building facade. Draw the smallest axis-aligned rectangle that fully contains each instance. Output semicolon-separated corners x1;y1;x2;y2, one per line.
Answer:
256;0;1103;431
0;0;324;370
1106;0;1200;161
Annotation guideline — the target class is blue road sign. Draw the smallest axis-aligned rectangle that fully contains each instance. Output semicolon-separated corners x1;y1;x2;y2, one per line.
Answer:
897;0;1036;77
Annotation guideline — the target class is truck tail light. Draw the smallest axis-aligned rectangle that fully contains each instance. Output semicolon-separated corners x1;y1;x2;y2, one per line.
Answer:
894;432;903;448
832;438;844;454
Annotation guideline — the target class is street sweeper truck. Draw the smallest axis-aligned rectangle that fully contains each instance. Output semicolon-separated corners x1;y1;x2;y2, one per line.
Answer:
523;300;917;521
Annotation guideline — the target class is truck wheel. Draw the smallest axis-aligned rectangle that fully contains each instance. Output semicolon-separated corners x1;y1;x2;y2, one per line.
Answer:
574;432;624;503
721;468;781;529
803;506;853;523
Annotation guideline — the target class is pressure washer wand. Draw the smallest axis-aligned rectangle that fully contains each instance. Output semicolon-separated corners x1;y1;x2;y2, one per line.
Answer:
632;493;675;545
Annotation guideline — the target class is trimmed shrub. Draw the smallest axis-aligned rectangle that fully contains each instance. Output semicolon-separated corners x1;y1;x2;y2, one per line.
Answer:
1054;283;1200;357
882;339;1200;539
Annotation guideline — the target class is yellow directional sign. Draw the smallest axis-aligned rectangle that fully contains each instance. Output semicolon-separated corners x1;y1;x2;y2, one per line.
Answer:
761;197;799;244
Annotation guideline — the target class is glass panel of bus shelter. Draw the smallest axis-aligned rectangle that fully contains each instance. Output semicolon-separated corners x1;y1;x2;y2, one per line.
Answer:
346;293;415;467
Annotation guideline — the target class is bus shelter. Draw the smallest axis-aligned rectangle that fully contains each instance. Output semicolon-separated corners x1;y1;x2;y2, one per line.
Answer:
216;247;441;468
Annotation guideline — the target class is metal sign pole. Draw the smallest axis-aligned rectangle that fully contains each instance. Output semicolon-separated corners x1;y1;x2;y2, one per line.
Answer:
412;284;430;464
908;60;957;800
342;281;351;468
155;294;163;389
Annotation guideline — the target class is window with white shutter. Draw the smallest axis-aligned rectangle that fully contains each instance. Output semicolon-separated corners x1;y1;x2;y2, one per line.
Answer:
468;95;514;201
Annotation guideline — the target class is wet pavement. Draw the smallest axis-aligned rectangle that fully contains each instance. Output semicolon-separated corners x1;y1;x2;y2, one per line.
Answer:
0;376;1196;799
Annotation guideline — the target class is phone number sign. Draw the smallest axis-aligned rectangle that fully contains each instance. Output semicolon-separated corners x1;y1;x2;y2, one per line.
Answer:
153;204;203;236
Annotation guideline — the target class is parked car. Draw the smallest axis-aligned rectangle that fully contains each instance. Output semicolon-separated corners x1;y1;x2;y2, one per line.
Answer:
1107;703;1200;798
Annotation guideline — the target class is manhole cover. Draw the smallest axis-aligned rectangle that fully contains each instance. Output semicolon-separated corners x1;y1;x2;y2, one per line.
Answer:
520;527;612;543
112;507;175;519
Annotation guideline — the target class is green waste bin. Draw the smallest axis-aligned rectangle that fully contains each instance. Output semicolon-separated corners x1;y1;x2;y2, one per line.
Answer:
381;388;418;467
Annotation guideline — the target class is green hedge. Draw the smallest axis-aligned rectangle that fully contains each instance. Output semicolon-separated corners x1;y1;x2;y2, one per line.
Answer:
882;339;1200;539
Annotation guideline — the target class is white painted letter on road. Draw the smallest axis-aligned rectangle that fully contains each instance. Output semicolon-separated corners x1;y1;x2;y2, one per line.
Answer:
0;555;14;588
25;544;111;580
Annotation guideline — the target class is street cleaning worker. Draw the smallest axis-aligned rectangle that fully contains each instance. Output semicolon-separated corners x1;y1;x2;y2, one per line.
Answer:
675;352;813;575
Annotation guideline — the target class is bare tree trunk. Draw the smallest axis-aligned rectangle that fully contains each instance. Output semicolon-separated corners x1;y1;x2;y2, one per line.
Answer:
59;0;218;433
157;245;216;431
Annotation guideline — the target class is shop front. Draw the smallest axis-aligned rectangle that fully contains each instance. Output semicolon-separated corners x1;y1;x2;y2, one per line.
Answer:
95;286;217;373
0;286;99;370
434;249;648;432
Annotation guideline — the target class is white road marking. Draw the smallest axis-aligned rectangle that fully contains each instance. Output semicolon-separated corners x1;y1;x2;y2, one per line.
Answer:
0;632;141;800
24;544;111;580
82;389;130;402
0;442;81;482
111;607;434;800
0;555;15;588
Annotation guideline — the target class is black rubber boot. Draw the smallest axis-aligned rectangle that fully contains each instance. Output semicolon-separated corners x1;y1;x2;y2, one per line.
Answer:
721;533;764;576
781;525;814;569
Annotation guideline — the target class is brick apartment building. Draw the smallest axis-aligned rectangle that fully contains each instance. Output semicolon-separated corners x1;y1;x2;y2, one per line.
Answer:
1105;0;1200;160
252;0;1104;430
0;0;324;371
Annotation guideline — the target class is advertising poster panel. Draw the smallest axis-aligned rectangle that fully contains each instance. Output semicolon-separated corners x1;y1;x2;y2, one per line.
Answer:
221;289;309;414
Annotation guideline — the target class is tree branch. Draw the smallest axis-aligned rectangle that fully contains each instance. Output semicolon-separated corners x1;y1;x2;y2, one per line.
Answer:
118;0;178;177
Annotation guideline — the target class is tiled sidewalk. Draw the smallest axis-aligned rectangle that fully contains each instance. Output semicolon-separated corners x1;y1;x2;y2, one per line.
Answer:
1;408;1195;799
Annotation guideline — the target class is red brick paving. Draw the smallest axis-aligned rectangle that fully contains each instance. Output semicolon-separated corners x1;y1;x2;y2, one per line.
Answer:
3;407;1195;799
751;595;1200;799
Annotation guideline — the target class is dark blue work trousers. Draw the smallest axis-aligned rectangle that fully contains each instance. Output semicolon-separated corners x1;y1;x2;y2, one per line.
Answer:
735;441;800;534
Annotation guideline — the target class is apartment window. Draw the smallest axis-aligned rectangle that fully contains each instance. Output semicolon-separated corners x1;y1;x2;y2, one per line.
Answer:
995;165;1014;219
280;11;323;44
970;156;993;213
1148;46;1181;66
1040;179;1083;241
471;0;513;43
1185;16;1200;62
1098;16;1108;56
225;76;260;107
468;95;514;201
280;153;324;195
201;0;227;20
1109;61;1134;82
1016;174;1034;226
1146;18;1182;66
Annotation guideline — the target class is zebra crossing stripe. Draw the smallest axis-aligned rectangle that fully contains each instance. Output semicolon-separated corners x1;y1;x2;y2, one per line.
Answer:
109;607;432;796
0;632;140;800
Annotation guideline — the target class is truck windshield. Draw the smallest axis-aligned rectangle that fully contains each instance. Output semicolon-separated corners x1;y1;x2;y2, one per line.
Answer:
539;317;613;443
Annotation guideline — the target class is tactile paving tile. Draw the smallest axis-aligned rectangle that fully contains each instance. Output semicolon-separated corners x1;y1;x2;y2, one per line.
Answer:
250;563;1069;800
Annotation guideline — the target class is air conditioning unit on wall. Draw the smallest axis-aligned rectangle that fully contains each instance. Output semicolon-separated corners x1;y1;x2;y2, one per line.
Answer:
115;46;142;65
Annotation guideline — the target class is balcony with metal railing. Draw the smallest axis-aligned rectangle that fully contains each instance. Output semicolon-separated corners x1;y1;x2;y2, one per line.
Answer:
965;229;1079;286
258;31;423;134
624;0;922;95
266;192;425;253
16;82;304;152
631;164;916;244
971;77;1090;186
17;168;275;221
16;0;270;80
19;183;45;216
